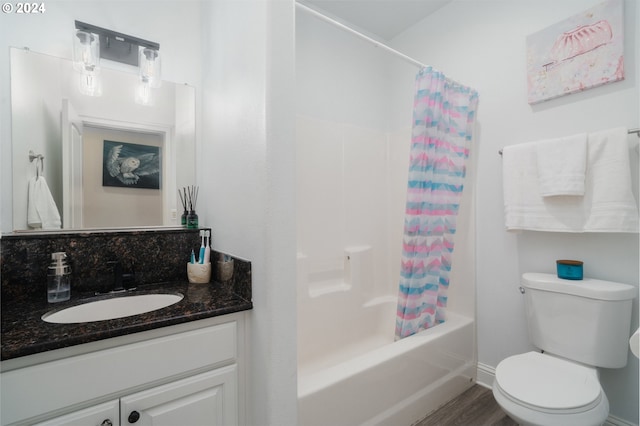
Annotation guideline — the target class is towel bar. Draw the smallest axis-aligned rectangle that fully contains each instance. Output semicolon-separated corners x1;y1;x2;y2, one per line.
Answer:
498;128;640;156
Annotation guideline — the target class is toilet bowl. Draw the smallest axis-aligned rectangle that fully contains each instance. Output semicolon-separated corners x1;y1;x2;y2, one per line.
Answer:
492;351;609;426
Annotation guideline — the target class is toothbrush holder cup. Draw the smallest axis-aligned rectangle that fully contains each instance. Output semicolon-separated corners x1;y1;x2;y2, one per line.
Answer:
187;262;211;284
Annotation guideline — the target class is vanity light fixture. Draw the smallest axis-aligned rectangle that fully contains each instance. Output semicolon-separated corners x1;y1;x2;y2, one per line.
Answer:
139;47;161;88
73;21;161;102
136;47;162;105
73;27;101;96
72;29;99;74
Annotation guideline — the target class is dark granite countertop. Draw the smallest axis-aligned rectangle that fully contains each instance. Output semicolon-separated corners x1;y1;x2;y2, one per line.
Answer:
1;281;252;360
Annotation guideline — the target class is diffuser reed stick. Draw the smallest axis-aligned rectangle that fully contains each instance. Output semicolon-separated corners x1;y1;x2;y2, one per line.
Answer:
181;185;199;228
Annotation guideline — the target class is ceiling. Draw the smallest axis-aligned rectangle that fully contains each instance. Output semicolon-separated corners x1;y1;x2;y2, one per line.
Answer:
300;0;451;41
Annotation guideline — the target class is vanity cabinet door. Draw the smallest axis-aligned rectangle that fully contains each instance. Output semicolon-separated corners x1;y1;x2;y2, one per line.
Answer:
33;400;119;426
120;365;237;426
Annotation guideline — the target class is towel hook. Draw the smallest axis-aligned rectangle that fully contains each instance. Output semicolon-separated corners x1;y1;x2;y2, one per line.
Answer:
29;150;44;178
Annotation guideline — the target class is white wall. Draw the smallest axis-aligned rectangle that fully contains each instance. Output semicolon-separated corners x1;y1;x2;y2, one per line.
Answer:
390;0;639;422
201;1;297;424
296;12;390;131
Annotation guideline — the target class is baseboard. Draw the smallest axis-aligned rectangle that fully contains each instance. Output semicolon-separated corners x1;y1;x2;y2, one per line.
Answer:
476;362;495;389
605;415;638;426
475;363;637;426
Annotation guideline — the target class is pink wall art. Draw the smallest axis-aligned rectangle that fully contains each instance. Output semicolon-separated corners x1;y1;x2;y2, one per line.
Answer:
526;0;624;104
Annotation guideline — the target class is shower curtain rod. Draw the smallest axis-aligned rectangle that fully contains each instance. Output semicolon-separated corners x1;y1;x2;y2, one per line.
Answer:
295;2;427;69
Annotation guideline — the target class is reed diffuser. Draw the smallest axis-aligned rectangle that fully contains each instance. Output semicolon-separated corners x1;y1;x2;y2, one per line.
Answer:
178;189;188;227
180;185;199;229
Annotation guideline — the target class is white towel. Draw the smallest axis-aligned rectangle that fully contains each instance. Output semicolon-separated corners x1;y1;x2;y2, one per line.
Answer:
536;133;587;197
27;176;62;229
583;127;639;232
502;127;638;233
503;141;585;232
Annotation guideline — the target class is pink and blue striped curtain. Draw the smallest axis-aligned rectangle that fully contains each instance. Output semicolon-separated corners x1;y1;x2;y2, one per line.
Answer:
395;67;478;339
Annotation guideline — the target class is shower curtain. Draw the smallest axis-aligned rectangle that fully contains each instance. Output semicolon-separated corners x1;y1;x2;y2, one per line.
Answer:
396;67;478;339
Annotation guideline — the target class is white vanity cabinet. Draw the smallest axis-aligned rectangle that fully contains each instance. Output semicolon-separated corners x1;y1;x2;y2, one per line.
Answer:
1;316;244;426
34;366;237;426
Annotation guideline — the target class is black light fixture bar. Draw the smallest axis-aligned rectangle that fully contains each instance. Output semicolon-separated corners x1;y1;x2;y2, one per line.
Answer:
75;20;160;67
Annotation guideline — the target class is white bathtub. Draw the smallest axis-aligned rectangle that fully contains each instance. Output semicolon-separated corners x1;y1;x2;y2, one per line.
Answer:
297;247;476;425
298;299;476;425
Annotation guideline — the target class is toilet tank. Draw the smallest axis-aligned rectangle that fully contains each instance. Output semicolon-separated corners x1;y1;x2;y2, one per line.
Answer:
521;272;637;368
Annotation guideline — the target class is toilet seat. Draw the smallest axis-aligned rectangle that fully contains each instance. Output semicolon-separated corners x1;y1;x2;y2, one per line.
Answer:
493;352;609;426
495;351;601;412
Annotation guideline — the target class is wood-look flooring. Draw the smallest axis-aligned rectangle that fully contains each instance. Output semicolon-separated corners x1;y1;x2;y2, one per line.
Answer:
413;385;519;426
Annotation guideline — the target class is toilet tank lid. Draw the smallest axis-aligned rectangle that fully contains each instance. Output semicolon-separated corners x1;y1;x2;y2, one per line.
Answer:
522;273;637;301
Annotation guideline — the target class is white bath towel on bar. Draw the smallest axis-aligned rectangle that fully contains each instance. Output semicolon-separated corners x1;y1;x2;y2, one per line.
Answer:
503;127;639;233
583;127;638;232
27;176;61;230
503;141;585;232
536;133;587;197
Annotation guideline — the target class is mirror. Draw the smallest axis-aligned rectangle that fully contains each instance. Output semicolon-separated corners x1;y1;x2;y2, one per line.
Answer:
9;47;195;231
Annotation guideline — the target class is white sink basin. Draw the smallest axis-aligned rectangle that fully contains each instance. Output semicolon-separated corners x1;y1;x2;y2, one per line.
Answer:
42;293;184;324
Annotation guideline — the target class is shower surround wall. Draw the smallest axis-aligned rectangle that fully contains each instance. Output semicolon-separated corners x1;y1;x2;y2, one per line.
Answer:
296;10;417;307
296;10;476;425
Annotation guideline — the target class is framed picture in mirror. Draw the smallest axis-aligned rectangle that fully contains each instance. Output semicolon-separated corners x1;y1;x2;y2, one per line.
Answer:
102;140;161;189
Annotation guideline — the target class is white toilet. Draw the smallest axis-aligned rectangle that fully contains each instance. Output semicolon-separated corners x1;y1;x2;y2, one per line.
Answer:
493;272;637;426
